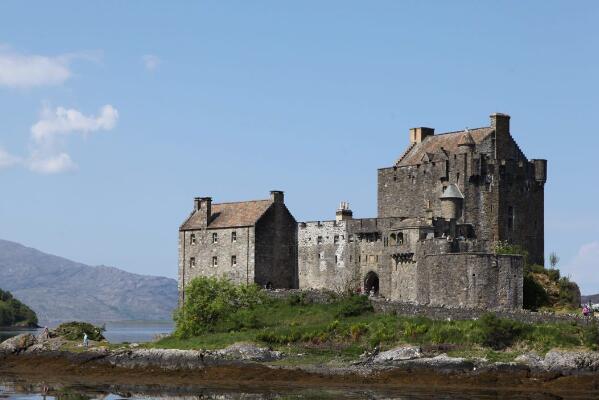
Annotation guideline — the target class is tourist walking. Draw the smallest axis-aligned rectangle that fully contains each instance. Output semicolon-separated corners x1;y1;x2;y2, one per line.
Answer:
83;332;89;347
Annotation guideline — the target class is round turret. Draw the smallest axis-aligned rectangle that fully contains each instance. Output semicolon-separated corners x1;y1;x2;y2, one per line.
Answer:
440;183;464;220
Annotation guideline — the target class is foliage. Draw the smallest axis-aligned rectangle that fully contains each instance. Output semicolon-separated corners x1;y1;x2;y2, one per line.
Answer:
0;288;38;327
523;274;549;311
478;313;528;350
493;240;528;265
174;276;267;338
54;321;105;341
549;252;560;269
334;294;373;318
582;322;599;351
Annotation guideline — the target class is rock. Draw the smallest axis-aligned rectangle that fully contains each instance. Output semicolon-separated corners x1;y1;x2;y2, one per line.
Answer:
0;333;37;354
216;342;283;362
514;351;543;368
543;350;599;373
373;345;422;363
410;354;476;371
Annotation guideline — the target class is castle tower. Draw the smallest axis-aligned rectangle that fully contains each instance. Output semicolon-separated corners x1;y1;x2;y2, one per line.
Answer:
440;184;464;221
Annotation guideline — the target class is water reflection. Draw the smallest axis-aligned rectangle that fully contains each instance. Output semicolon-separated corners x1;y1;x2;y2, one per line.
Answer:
0;380;594;400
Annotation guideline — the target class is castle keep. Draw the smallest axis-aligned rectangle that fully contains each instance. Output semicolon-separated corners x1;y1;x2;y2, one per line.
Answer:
179;113;546;310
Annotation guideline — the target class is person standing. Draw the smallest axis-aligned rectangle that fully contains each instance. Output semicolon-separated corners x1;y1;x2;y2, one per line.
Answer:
83;332;89;347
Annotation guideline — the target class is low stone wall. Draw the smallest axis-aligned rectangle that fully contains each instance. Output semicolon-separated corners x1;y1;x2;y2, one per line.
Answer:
371;298;596;326
265;289;596;326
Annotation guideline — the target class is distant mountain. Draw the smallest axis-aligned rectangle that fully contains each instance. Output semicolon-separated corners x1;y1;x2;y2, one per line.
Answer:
0;239;178;323
581;294;599;304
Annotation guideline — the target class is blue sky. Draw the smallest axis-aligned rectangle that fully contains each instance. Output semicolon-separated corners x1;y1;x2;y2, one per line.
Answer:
0;1;598;293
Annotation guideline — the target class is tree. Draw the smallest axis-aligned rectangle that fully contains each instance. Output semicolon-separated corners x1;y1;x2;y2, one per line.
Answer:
549;252;560;269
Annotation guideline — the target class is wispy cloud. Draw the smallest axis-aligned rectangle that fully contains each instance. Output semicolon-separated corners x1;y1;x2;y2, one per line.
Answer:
562;241;599;295
0;105;119;174
142;54;161;71
31;105;119;143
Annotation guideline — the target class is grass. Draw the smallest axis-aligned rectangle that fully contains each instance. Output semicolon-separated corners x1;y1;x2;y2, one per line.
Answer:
149;293;598;363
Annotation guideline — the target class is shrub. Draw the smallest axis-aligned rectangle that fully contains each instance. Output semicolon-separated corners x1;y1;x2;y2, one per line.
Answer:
523;274;549;310
335;295;373;318
350;323;369;341
494;241;528;265
478;313;526;350
174;276;267;338
54;321;105;341
583;322;599;350
403;321;429;338
0;289;38;327
286;292;311;306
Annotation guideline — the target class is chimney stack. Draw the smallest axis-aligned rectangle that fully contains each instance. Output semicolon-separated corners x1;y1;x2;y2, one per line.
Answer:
270;190;284;204
336;201;353;221
490;113;510;134
409;127;435;144
194;197;212;226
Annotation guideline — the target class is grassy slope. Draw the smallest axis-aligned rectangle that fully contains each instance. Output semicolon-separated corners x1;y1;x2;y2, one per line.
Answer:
150;296;596;364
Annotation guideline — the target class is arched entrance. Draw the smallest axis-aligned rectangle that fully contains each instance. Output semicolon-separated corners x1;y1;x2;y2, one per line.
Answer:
364;271;379;296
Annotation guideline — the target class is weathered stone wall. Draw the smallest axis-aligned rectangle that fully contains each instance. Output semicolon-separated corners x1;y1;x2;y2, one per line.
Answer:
255;202;298;289
179;226;256;304
415;253;523;309
298;221;360;292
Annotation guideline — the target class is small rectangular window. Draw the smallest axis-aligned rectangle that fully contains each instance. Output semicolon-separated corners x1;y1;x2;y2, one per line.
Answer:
231;255;237;266
190;234;196;245
335;255;338;264
334;235;339;244
317;236;323;244
212;233;218;243
212;256;218;267
231;231;237;242
190;257;196;268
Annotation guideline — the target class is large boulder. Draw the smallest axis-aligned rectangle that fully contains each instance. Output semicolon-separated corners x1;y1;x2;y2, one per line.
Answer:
373;345;422;363
543;350;599;373
0;333;37;354
216;342;283;362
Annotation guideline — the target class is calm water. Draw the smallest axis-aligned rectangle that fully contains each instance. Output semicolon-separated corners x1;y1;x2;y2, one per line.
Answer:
1;380;596;400
0;321;174;344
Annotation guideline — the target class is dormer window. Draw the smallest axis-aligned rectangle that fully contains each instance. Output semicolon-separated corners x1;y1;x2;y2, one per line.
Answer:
231;231;237;242
190;234;196;245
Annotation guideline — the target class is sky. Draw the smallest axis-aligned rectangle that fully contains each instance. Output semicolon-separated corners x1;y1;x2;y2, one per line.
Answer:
0;1;598;294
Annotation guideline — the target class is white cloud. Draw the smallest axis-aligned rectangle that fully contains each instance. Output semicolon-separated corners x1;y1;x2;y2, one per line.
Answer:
28;152;76;174
0;147;21;168
563;241;599;295
142;54;161;71
0;51;71;88
31;105;119;143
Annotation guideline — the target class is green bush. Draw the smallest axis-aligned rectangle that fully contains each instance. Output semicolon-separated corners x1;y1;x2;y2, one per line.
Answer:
335;295;373;318
54;321;105;341
523;274;549;310
583;322;599;350
478;313;527;350
174;276;267;338
285;292;311;306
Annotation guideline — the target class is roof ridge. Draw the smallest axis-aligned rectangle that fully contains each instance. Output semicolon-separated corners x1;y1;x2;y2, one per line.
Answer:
433;126;490;136
213;199;271;205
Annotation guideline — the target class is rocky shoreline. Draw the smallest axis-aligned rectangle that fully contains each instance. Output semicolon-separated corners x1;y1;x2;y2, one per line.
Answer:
1;333;599;395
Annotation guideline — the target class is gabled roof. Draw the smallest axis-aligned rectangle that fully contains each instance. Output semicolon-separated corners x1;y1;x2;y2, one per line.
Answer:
396;127;493;166
180;200;273;230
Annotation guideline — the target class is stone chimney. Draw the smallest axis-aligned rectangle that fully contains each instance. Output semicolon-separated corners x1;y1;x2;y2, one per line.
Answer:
409;127;435;144
194;197;212;226
336;201;353;221
270;190;284;204
490;113;510;134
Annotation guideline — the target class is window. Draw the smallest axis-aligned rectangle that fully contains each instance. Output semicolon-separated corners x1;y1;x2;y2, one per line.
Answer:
231;231;237;242
335;255;338;264
317;236;323;244
350;255;352;262
189;257;196;268
508;206;514;231
212;256;218;267
190;234;196;245
212;233;218;243
231;255;237;266
334;235;339;244
318;252;323;259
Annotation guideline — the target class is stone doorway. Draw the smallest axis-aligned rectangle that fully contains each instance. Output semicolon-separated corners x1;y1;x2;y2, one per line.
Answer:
364;271;379;296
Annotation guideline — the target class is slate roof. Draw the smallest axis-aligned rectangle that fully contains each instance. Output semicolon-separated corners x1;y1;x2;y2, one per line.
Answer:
440;183;464;199
180;200;272;230
396;127;493;166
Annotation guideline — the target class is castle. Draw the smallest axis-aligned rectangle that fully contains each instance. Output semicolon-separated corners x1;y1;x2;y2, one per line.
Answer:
179;113;546;310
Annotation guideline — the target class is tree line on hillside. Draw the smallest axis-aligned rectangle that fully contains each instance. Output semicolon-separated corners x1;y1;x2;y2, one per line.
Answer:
0;288;38;327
